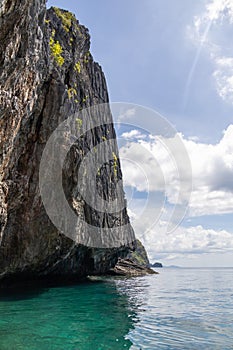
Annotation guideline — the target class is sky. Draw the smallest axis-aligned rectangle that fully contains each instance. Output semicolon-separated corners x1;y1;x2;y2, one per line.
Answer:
47;0;233;267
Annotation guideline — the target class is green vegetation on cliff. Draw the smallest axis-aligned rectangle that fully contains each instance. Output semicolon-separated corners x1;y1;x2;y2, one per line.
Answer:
53;7;75;33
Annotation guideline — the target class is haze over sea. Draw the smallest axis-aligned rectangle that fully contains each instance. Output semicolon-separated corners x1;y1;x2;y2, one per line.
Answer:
0;267;232;349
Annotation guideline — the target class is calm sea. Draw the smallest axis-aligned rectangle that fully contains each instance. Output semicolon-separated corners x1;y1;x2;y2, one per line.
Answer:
0;268;232;349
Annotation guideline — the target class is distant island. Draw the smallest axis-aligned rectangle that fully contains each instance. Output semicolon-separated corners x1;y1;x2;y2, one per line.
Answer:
150;262;163;268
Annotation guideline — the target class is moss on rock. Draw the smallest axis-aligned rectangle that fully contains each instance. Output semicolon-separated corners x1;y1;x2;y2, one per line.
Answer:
53;7;75;33
49;30;64;66
127;240;150;267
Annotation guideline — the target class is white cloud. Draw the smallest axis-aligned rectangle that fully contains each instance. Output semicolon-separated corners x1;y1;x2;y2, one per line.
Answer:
145;224;233;255
120;124;233;217
116;108;136;123
194;0;233;36
205;0;233;22
120;140;169;193
127;199;233;265
144;224;233;264
190;0;233;104
128;204;233;263
186;124;233;215
121;129;146;139
213;57;233;103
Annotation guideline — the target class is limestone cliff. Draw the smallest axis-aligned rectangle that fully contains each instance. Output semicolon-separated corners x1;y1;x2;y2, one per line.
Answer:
0;0;140;284
111;240;156;276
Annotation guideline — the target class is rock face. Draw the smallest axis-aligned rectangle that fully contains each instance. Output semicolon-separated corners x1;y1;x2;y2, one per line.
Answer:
110;258;157;277
0;0;138;284
111;240;156;276
127;240;150;267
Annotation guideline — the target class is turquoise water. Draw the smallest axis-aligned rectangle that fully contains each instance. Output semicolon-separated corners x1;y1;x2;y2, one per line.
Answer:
0;268;233;349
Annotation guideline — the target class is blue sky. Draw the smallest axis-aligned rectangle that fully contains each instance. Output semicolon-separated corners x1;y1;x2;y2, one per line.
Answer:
47;0;233;266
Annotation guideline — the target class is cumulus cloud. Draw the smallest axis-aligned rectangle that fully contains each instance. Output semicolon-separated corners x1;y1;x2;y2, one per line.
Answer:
147;225;233;254
197;0;233;26
143;223;233;263
213;57;233;103
120;124;233;217
116;108;136;123
193;0;233;42
126;198;233;264
121;129;146;139
127;203;233;263
190;0;233;103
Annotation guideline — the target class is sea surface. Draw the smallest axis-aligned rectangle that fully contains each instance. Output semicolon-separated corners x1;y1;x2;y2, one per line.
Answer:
0;268;232;349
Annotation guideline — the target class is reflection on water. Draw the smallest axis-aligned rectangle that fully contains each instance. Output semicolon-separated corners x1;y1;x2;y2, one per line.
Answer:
0;269;233;349
115;268;233;349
